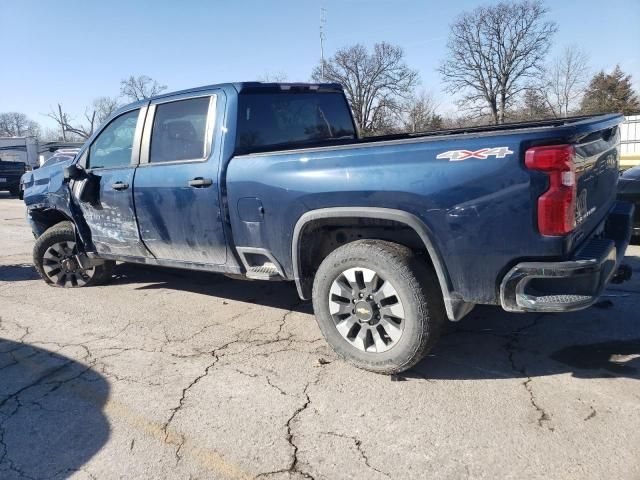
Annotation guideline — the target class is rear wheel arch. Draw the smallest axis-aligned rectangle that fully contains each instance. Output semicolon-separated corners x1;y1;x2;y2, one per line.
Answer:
291;207;469;320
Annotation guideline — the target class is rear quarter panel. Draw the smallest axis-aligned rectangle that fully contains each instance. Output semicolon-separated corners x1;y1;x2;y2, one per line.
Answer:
227;131;567;304
226;115;622;305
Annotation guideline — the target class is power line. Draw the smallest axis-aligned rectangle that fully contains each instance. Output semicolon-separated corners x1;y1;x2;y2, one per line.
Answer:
320;7;327;81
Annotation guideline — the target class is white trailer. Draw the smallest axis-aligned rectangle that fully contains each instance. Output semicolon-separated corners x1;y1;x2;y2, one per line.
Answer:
620;115;640;170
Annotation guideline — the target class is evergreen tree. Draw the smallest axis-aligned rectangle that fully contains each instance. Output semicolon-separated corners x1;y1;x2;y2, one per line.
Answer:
580;65;640;115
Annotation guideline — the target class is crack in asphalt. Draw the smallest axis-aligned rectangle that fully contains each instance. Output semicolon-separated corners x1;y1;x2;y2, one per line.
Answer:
504;314;554;432
233;368;288;396
322;431;391;478
162;305;311;465
1;292;326;478
255;382;315;480
0;352;97;480
161;338;242;463
584;406;597;421
158;303;309;464
282;382;314;479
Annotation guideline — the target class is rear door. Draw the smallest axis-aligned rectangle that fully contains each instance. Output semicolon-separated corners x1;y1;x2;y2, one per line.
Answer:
78;106;149;257
132;91;227;265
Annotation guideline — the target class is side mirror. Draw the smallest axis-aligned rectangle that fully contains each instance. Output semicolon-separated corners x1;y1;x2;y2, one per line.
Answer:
63;164;84;182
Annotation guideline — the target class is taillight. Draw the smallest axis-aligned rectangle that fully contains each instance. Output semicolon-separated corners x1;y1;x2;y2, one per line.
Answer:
525;144;576;236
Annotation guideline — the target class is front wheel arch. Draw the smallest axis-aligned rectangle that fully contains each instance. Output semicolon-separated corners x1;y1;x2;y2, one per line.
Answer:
32;221;114;288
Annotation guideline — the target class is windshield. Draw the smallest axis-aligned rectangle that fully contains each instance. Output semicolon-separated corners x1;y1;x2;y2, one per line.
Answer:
42;154;74;168
235;92;356;153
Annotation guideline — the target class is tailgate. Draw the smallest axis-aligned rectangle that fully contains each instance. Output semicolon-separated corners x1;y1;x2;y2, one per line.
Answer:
570;124;621;248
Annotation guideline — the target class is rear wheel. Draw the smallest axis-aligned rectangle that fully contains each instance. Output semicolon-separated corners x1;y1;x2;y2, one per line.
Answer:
33;222;114;287
312;239;445;374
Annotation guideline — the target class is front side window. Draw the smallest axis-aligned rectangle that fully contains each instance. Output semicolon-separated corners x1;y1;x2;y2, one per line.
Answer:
150;97;211;163
88;109;139;169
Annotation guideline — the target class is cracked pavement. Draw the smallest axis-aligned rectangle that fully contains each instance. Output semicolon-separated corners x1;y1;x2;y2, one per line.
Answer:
0;194;639;479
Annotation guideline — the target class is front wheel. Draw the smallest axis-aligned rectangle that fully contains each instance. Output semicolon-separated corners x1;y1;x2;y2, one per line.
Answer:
312;240;446;374
33;221;114;287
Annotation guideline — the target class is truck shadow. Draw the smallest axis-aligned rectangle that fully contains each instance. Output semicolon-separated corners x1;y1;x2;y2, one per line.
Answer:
0;263;41;282
111;262;313;314
0;338;110;478
410;304;640;381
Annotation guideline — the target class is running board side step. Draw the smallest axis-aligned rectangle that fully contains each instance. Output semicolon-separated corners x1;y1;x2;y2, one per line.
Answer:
236;247;286;281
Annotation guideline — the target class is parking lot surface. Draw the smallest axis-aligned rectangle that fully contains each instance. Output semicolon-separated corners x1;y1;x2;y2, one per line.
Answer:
0;194;639;479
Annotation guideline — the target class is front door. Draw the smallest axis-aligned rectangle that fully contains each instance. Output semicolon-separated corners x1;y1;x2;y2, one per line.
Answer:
78;107;149;257
132;92;227;265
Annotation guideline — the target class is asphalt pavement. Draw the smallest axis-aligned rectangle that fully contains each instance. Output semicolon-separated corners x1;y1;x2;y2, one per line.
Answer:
0;194;638;479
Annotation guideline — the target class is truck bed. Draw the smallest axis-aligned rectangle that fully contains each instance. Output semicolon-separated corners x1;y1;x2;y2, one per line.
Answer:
238;114;618;156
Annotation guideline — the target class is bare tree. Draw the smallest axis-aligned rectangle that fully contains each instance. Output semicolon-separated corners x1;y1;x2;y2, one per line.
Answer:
46;105;89;140
0;112;41;137
312;43;419;135
400;91;441;133
512;87;554;120
93;96;121;124
61;109;96;140
439;0;556;124
46;104;71;141
541;46;590;117
45;96;121;141
258;72;288;82
120;75;167;102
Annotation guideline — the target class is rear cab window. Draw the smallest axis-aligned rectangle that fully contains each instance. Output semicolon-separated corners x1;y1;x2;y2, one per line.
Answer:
235;91;356;154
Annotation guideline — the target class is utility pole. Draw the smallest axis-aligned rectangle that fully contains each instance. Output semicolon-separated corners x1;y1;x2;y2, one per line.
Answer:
320;7;327;81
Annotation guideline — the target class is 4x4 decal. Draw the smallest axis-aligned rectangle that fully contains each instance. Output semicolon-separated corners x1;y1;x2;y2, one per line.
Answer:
436;147;514;161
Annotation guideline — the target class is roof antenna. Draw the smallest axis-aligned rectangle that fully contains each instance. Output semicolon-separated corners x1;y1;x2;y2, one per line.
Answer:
320;7;327;81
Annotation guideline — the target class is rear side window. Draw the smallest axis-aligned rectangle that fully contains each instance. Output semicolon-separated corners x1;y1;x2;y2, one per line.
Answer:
236;92;356;153
150;97;210;163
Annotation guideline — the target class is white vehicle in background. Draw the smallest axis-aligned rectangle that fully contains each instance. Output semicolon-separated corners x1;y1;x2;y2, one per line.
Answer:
40;148;79;168
620;115;640;170
38;142;83;167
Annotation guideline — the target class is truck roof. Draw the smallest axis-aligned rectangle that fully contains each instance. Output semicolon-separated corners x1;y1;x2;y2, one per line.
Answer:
114;82;345;115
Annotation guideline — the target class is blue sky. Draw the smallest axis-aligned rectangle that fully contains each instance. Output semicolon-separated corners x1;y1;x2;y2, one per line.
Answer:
1;0;639;130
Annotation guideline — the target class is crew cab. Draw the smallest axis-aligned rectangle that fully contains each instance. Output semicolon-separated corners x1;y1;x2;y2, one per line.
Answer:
22;82;634;374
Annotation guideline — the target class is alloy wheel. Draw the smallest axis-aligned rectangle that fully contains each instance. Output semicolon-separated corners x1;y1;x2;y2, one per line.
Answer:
42;240;95;287
328;267;406;353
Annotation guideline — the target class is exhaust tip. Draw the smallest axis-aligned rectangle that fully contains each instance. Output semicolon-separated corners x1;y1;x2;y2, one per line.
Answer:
611;264;633;284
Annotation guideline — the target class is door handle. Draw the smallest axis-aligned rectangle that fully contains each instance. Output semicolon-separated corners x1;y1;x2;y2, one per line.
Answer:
112;181;129;191
188;177;213;188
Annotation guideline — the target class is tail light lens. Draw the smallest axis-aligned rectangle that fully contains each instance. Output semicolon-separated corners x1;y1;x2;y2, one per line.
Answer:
525;145;576;236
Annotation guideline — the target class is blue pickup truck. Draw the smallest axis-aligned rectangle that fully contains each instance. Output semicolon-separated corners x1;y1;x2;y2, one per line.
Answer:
22;82;634;374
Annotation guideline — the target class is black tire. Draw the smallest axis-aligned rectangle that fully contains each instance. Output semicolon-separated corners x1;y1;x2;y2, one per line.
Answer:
312;239;446;374
9;187;20;198
33;221;115;287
